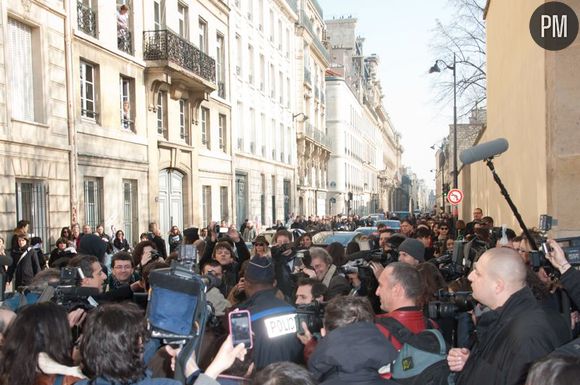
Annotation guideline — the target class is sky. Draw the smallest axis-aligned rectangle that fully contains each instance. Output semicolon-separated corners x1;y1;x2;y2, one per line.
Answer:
318;0;456;189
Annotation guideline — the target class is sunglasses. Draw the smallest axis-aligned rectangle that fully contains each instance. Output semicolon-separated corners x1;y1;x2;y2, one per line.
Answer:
440;227;449;230
254;243;266;246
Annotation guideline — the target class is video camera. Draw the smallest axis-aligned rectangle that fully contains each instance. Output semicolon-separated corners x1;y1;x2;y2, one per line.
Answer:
296;300;325;334
427;289;476;319
52;267;100;311
431;240;469;281
339;248;396;275
528;215;580;273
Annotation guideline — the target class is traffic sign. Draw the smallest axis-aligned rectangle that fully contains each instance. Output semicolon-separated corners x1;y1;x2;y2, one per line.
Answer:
447;189;464;205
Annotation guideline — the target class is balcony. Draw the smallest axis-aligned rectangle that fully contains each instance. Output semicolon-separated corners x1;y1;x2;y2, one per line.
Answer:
143;30;216;93
299;10;330;63
118;30;133;55
303;123;331;149
77;1;97;37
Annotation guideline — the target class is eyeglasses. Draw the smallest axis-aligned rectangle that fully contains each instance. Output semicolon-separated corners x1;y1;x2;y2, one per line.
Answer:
254;243;266;246
440;227;448;230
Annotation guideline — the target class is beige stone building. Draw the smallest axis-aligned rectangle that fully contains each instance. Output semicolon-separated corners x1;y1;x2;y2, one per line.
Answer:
0;0;72;250
460;0;580;237
0;0;229;250
295;0;330;217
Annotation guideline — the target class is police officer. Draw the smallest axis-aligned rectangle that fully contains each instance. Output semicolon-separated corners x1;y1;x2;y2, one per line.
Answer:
235;256;303;369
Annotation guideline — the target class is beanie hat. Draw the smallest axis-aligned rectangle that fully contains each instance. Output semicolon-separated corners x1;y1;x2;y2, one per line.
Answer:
398;238;425;262
79;234;107;263
245;256;275;284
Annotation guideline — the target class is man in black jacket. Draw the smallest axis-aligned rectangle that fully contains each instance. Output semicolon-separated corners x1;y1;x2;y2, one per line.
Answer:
448;247;561;385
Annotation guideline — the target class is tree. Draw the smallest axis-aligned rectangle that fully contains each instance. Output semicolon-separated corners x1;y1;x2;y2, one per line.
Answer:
430;0;487;118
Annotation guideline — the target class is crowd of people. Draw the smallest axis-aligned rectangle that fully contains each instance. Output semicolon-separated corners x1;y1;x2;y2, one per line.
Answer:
1;208;579;385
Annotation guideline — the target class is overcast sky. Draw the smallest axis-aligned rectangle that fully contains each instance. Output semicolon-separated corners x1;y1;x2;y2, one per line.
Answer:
318;0;457;189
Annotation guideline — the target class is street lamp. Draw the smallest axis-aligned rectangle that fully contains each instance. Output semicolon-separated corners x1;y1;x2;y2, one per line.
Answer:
429;53;457;191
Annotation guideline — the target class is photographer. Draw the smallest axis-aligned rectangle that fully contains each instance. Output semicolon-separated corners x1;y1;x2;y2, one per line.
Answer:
308;296;397;385
546;239;580;308
271;229;300;301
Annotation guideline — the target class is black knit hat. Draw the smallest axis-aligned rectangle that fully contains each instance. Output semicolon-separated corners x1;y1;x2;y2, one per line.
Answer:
79;234;107;263
398;238;425;262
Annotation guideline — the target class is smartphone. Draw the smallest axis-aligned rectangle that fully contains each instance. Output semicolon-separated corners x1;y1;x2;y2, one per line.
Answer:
229;310;253;349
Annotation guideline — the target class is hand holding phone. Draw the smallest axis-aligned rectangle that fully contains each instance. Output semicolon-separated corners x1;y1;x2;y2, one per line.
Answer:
228;310;253;349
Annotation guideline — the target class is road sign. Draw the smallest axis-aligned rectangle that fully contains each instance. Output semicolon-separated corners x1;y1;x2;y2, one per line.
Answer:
447;189;464;205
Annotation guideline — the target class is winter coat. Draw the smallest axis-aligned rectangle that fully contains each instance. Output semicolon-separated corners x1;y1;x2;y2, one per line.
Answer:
560;267;580;309
455;286;561;385
309;321;398;385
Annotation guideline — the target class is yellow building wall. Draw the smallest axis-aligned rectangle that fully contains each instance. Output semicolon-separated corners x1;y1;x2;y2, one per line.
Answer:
465;0;548;233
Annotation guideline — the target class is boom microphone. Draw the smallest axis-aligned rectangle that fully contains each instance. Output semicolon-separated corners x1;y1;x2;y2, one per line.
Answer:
460;138;509;165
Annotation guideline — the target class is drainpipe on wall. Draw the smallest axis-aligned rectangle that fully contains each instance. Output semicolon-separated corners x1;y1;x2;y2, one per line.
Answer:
64;0;78;225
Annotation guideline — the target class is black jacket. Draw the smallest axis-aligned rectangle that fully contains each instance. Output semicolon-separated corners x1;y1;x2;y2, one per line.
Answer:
237;288;303;370
309;321;398;385
456;287;561;385
560;267;580;310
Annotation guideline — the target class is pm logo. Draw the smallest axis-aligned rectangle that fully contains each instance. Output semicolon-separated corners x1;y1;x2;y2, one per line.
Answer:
530;2;579;50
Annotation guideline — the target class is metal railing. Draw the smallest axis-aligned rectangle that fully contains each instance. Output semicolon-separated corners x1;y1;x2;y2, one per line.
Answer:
299;10;330;63
77;1;97;37
118;30;133;55
304;123;331;148
143;30;216;84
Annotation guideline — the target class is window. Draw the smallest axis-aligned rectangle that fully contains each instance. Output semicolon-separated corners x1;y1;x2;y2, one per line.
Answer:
248;44;254;85
258;0;264;29
250;108;256;153
286;77;291;108
260;174;266;225
153;0;166;30
16;180;49;253
8;18;39;122
156;91;167;138
235;34;242;76
80;60;97;120
123;179;138;245
286;27;290;57
220;186;228;222
77;0;97;37
119;76;133;131
219;114;227;151
269;64;275;99
201;107;210;148
179;99;189;143
216;34;225;97
178;3;188;38
202;186;212;225
269;9;274;42
199;18;208;53
236;102;244;151
278;19;282;49
84;177;103;231
247;0;253;21
278;71;283;104
259;54;265;91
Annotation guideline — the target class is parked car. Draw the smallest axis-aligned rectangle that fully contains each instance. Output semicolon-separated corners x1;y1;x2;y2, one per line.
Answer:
311;231;372;250
355;226;379;237
256;228;306;245
375;219;401;230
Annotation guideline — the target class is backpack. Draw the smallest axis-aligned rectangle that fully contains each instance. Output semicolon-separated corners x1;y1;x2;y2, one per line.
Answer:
377;317;451;385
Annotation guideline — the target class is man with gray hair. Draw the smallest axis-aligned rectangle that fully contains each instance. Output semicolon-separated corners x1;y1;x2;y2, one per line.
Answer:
448;247;561;385
304;247;350;300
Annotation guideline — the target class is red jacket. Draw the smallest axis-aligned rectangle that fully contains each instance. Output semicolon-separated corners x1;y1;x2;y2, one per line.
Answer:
375;306;435;350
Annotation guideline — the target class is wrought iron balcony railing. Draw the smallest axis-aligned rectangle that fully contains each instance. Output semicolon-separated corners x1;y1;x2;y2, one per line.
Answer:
143;30;216;84
77;1;97;37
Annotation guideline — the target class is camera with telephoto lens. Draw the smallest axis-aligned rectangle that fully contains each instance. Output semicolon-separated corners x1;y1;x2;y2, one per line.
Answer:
431;240;469;281
428;289;476;319
296;300;325;334
52;267;100;311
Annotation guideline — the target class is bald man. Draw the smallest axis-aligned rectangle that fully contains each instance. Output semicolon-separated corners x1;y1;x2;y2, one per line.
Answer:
448;248;561;385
